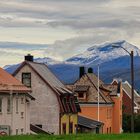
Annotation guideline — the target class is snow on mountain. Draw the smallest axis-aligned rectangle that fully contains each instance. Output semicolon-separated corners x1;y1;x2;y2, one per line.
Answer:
35;57;62;65
4;40;140;91
66;40;140;66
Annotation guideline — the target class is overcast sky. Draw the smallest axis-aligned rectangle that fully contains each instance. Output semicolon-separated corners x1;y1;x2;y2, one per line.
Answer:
0;0;140;66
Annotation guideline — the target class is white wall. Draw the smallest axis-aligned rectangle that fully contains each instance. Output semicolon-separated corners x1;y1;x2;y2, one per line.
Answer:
15;65;60;134
0;94;30;135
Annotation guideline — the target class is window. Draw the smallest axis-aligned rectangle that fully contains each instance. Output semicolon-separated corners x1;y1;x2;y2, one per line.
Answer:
21;112;24;119
110;127;111;133
0;98;2;113
21;128;24;134
69;122;73;134
63;96;71;113
16;97;18;113
7;97;11;113
62;123;66;134
16;129;18;135
78;92;84;98
21;97;24;104
107;108;112;119
70;97;76;112
67;97;73;112
74;96;81;112
22;73;31;87
107;128;109;134
96;127;99;134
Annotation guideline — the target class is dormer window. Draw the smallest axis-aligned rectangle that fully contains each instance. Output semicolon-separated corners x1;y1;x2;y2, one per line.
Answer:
74;85;89;100
78;92;84;98
22;73;31;87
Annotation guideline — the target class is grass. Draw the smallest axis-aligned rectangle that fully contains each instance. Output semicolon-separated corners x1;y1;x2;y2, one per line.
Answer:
0;133;140;140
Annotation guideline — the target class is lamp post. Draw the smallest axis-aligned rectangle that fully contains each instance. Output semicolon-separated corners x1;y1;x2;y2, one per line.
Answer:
112;44;134;133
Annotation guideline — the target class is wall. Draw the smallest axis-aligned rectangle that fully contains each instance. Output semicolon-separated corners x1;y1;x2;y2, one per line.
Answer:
0;94;30;135
122;90;132;114
111;87;123;133
79;104;113;134
15;65;60;134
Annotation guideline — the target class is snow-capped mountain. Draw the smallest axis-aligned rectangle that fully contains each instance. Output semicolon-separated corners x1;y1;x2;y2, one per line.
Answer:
35;57;61;65
66;40;140;66
4;40;140;91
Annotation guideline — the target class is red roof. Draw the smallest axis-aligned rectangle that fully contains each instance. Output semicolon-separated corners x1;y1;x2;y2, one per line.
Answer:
0;67;31;92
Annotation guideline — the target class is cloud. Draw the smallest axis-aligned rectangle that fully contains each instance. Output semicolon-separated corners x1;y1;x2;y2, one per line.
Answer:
0;0;140;66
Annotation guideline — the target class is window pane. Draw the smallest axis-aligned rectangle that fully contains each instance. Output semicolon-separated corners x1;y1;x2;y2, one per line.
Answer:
22;73;31;87
62;123;66;134
0;98;2;113
16;97;18;113
7;97;11;113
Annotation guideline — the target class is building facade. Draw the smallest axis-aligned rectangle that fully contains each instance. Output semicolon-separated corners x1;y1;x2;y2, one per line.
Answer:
0;67;34;135
112;79;140;114
67;67;123;134
13;55;80;135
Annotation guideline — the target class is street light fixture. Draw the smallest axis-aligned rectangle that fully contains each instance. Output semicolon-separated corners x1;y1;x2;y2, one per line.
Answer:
112;44;134;133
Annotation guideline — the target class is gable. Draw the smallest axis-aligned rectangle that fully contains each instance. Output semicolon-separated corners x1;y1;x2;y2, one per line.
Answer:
74;74;113;104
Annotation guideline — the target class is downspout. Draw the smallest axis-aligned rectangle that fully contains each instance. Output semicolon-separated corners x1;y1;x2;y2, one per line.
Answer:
10;89;13;135
69;113;70;134
59;113;61;135
25;94;26;134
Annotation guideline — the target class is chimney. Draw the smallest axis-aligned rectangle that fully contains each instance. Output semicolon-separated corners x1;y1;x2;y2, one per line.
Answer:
79;66;85;78
25;54;34;62
88;67;93;73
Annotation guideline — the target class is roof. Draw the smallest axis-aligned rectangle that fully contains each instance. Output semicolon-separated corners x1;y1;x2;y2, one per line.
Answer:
102;84;119;96
122;81;140;105
78;115;104;129
76;73;114;104
14;61;72;95
74;85;89;92
0;67;31;93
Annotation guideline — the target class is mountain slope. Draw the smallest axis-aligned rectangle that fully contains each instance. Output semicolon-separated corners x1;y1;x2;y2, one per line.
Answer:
5;40;140;91
66;40;140;65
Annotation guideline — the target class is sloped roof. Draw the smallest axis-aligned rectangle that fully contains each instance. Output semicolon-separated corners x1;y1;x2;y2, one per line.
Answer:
0;67;31;93
102;84;119;96
84;73;114;104
78;115;104;129
74;85;89;92
13;61;72;95
122;81;140;105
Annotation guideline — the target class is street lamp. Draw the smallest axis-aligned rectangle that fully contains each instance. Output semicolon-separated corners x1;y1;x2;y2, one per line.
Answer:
112;44;134;133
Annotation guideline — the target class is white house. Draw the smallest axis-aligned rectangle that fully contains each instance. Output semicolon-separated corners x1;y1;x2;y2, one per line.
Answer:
0;67;34;135
13;54;80;135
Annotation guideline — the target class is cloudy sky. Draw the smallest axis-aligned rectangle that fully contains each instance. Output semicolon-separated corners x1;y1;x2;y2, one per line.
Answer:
0;0;140;66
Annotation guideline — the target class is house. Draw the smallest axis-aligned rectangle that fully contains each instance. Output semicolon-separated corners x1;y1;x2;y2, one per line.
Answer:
13;54;80;135
66;67;123;134
0;67;34;136
112;79;140;114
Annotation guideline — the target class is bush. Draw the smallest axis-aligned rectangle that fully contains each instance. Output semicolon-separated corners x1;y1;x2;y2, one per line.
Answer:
123;114;140;132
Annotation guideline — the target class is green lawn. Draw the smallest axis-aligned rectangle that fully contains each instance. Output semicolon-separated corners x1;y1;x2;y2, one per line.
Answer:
0;133;140;140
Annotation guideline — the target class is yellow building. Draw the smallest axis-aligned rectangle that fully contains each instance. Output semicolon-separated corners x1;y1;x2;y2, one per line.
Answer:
61;114;78;134
59;94;80;134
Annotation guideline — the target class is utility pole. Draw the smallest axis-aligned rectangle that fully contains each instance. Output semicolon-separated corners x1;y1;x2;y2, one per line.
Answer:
131;51;134;133
112;45;135;133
